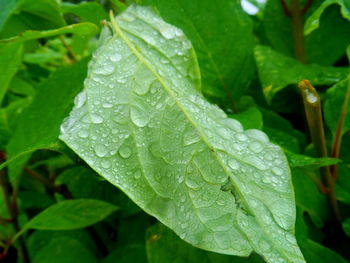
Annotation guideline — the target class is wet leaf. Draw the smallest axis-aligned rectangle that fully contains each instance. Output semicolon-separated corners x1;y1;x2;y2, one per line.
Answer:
60;6;305;263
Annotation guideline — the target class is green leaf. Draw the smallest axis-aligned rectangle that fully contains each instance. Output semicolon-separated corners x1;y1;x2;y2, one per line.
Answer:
0;23;99;44
102;244;147;263
31;236;98;263
324;78;350;136
262;0;350;66
147;223;264;263
61;2;108;28
230;107;263;130
255;45;348;103
0;42;23;104
285;151;340;169
304;0;350;35
22;199;118;231
0;0;17;32
4;58;89;185
300;239;348;263
343;218;350;237
140;0;255;105
60;6;305;263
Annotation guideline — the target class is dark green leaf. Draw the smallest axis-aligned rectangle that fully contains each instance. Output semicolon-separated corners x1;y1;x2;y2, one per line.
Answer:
102;244;147;263
146;224;264;263
255;45;348;103
286;151;340;169
22;199;118;231
0;42;23;104
4;58;89;185
304;0;350;35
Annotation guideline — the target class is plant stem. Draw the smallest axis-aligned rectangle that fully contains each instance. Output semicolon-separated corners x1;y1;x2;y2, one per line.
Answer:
59;35;78;63
331;77;350;179
0;170;29;263
299;80;341;222
289;0;306;63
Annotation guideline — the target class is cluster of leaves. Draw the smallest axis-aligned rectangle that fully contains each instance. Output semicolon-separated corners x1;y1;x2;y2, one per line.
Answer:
0;0;350;263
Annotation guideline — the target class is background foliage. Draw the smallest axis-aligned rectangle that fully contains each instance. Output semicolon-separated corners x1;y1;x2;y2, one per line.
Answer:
0;0;349;262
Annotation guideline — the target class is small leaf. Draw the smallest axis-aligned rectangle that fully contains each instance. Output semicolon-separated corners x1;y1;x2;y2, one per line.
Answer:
0;23;99;44
0;42;23;104
304;0;350;35
23;199;118;231
60;6;305;263
286;151;340;169
255;45;348;103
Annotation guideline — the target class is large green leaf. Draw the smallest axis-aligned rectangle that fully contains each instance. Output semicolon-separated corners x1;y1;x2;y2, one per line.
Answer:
255;45;348;103
60;6;305;263
140;0;255;107
304;0;350;35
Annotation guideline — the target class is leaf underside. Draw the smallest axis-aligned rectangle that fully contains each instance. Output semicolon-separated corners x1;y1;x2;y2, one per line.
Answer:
60;5;305;263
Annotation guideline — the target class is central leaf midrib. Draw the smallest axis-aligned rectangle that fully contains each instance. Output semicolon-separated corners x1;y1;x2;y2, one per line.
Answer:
111;14;297;262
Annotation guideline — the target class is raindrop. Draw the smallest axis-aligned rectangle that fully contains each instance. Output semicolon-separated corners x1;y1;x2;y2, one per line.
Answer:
78;129;89;138
272;167;283;176
134;170;142;179
101;159;111;169
130;106;150;127
90;114;104;124
221;118;243;132
102;102;113;108
248;141;263;153
235;133;248;142
110;53;122;62
74;91;86;108
228;159;240;170
95;64;115;75
94;144;108;157
119;145;132;158
243;156;268;170
246;129;269;143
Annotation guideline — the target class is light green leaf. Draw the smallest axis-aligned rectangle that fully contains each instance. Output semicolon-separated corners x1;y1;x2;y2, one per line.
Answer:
60;6;305;263
140;0;255;106
255;45;348;103
21;199;118;231
0;23;99;44
0;0;17;32
304;0;350;35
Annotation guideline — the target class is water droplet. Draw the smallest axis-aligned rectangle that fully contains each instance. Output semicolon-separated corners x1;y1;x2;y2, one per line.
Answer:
248;141;263;153
150;81;161;94
130;106;150;127
159;23;176;39
102;102;113;108
91;114;104;124
110;53;122;62
101;159;111;169
243;156;268;170
259;239;271;252
78;129;89;138
272;167;283;176
74;91;86;108
228;159;240;170
235;133;248;141
221;118;243;132
246;129;269;143
217;127;231;139
183;129;200;146
216;199;225;206
119;145;132;158
94;144;108;157
134;170;142;179
95;64;115;75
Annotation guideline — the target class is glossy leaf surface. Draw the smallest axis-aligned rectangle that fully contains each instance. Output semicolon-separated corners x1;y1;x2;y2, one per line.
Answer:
60;6;305;263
